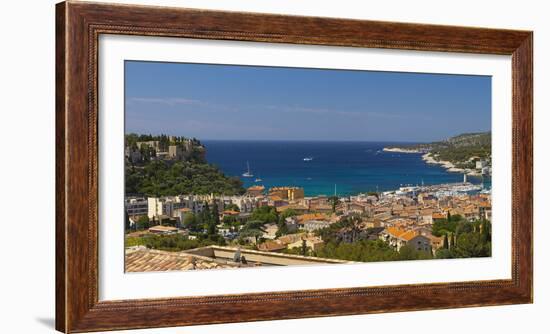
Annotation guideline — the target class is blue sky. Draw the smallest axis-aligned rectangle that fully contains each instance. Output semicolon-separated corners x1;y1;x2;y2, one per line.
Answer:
125;61;491;142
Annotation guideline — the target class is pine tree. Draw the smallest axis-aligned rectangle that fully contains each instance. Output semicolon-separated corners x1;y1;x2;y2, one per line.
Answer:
443;234;449;249
449;232;455;248
212;202;220;226
202;202;211;224
481;220;491;243
328;196;339;213
207;220;217;236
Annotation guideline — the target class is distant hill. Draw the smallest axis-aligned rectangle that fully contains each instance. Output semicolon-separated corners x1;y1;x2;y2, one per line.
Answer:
385;132;491;167
428;132;491;165
441;132;491;148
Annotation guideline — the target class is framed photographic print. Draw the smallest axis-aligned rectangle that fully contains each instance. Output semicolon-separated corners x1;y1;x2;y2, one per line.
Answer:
56;1;533;332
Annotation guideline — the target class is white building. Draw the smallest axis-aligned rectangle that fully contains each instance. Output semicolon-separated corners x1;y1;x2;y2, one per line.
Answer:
136;140;160;151
380;228;432;252
147;197;170;218
168;145;184;160
147;195;206;219
219;195;258;213
476;160;488;169
230;195;257;213
301;220;332;232
125;197;148;216
146;194;261;220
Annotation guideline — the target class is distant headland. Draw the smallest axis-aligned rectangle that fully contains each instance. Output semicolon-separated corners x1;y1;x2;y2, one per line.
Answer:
382;147;426;154
384;132;492;177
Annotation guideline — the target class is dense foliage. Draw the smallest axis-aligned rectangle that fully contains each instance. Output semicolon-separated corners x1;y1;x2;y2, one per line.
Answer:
276;209;298;237
310;216;430;261
239;220;267;244
315;216;357;243
312;214;491;262
125;133;243;196
127;203;228;250
127;205;285;250
427;132;491;165
282;239;431;262
318;240;429;262
250;206;278;224
125;234;223;252
431;214;463;237
434;218;492;259
126;160;245;196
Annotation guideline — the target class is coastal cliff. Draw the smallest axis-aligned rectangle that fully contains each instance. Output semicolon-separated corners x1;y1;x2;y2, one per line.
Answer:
124;133;245;196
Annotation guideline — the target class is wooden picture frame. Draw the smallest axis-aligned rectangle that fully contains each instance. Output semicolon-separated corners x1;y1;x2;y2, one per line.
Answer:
56;1;533;332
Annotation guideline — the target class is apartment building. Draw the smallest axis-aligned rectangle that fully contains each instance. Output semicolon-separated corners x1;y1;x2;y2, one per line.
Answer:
125;197;148;216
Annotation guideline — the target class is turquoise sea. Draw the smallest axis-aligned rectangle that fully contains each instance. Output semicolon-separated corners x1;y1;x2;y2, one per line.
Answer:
203;140;490;197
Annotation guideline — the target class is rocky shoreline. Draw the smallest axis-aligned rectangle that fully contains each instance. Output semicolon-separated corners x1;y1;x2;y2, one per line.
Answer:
382;147;422;153
422;153;481;176
383;147;481;176
382;131;491;178
382;147;477;175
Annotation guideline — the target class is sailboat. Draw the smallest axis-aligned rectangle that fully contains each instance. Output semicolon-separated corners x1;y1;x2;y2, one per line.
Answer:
242;161;254;178
303;156;314;161
254;176;263;182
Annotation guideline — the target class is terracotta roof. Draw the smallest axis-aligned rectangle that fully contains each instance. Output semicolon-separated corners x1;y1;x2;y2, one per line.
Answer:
124;248;239;272
275;205;291;212
386;226;407;238
276;204;308;213
148;225;178;232
309;204;332;211
222;210;240;215
296;213;328;223
277;233;306;244
399;230;418;241
257;240;286;252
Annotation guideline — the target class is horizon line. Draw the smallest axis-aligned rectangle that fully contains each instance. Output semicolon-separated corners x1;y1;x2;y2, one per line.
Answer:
124;131;491;144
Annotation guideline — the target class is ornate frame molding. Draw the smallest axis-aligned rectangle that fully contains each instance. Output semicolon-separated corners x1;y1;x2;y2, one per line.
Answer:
56;1;532;332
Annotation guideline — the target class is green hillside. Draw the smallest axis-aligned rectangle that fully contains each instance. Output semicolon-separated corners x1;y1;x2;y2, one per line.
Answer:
429;132;491;165
125;134;245;196
385;131;491;166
